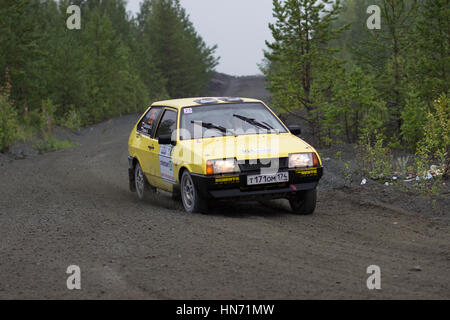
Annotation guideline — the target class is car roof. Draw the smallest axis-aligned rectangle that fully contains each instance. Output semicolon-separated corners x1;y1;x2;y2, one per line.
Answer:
151;97;263;109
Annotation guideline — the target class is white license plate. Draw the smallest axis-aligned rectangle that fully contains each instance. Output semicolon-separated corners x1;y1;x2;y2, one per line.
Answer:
247;172;289;185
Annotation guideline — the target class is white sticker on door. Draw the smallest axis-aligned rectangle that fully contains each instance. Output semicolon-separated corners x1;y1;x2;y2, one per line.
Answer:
159;145;175;183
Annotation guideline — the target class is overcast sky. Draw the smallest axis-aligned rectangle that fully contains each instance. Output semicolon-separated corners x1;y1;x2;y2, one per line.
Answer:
126;0;275;76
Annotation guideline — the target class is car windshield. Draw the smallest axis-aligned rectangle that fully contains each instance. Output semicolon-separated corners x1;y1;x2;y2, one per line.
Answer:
179;103;287;140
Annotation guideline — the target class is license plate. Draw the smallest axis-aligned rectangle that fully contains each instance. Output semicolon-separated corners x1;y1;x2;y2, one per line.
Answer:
247;172;289;185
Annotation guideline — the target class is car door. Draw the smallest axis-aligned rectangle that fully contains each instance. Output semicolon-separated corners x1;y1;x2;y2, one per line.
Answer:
152;107;178;191
134;106;163;186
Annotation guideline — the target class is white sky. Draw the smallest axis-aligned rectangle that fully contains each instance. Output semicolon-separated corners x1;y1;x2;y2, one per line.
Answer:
126;0;275;76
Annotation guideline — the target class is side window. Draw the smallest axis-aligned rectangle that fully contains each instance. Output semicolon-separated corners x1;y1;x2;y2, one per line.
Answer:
138;106;163;137
155;109;177;138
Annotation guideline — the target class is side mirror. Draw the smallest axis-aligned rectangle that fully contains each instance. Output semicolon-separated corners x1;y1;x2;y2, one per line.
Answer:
158;134;176;146
288;125;302;136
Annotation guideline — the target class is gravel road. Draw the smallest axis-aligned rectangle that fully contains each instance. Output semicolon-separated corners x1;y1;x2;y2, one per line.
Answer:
0;77;449;299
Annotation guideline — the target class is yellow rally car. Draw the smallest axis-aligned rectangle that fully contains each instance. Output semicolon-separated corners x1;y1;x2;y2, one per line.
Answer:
128;97;323;214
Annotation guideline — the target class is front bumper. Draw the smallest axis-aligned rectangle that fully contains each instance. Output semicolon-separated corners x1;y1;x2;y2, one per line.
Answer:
191;167;323;200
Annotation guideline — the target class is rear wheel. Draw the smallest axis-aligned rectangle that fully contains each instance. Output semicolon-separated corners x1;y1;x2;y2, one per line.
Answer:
135;162;156;201
180;170;208;213
289;188;317;215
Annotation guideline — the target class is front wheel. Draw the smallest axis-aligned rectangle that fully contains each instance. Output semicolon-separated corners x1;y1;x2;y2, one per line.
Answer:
289;188;317;215
180;170;208;213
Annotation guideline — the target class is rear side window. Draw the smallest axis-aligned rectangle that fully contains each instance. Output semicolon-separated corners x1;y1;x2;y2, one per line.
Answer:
138;106;163;137
155;109;177;138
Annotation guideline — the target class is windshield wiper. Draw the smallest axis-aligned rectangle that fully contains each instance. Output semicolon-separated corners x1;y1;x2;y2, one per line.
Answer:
233;114;272;131
262;121;274;130
191;120;228;134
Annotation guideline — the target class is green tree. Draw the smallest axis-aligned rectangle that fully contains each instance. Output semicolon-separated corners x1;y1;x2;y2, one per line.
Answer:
415;94;449;178
407;0;449;103
263;0;346;141
0;78;20;152
137;0;218;98
81;8;147;122
323;66;387;144
41;2;89;119
0;0;220;150
331;0;375;64
353;0;418;136
0;0;43;111
400;90;428;149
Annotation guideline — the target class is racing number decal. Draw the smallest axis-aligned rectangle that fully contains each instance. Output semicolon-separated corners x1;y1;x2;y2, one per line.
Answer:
159;145;175;183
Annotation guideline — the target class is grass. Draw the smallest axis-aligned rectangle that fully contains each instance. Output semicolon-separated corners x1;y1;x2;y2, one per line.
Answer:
33;134;78;154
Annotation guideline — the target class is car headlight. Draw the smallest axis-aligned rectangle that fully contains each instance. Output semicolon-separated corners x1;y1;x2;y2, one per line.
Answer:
206;159;240;175
289;153;319;168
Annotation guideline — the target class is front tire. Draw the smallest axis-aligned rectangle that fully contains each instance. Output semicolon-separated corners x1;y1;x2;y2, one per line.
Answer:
289;188;317;215
180;170;208;213
135;162;156;201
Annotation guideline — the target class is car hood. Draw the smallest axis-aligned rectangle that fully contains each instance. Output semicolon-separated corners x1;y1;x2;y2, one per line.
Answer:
179;133;318;161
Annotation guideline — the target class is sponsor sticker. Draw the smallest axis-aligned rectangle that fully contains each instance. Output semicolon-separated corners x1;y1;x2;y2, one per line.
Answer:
159;145;175;183
159;144;172;157
215;176;240;184
296;168;318;176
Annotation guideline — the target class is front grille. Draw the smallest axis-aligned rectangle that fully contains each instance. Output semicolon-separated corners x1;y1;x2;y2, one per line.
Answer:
238;158;288;173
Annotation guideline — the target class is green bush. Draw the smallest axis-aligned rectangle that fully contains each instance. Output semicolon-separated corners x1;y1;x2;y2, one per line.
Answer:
415;93;449;179
401;91;427;149
23;99;59;135
61;107;82;131
23;108;44;134
40;98;58;133
358;130;393;180
395;155;411;176
323;66;387;145
0;88;20;152
33;133;77;154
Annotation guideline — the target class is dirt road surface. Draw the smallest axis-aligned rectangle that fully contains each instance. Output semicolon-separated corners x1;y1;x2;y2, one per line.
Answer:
0;77;449;299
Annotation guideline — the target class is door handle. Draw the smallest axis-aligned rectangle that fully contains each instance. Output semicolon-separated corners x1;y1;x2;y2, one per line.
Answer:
148;145;154;150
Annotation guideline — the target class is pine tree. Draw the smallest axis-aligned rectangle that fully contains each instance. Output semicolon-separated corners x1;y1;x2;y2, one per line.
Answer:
400;90;428;149
331;0;379;66
81;7;147;122
137;0;218;98
0;0;43;111
353;0;419;137
263;0;346;141
323;66;387;144
408;0;449;103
